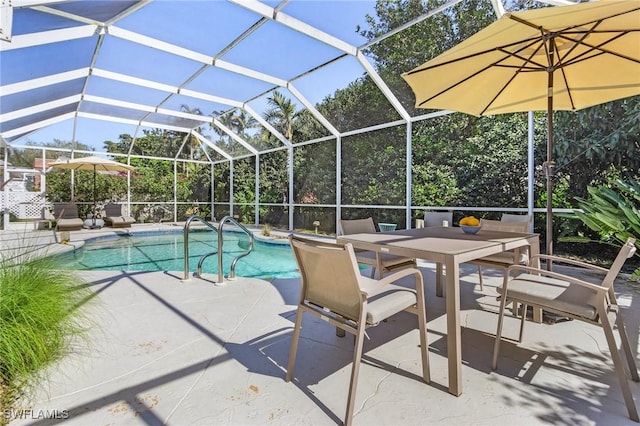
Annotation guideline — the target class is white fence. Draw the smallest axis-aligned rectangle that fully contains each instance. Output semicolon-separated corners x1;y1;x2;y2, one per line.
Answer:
1;191;48;219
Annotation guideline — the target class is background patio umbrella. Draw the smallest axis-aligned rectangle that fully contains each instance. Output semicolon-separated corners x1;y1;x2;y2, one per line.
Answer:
402;0;640;256
50;156;135;227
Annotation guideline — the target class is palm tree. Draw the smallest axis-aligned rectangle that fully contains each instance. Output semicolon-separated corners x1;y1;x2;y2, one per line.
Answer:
211;109;258;155
180;104;204;162
220;109;257;137
261;91;302;207
263;91;301;142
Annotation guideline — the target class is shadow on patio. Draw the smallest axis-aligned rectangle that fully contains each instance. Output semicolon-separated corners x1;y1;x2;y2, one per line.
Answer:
12;264;639;426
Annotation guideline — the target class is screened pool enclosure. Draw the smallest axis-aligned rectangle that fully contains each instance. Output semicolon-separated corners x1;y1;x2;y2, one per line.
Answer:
0;0;613;236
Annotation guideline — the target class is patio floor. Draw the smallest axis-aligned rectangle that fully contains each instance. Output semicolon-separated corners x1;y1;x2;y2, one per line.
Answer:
4;226;640;425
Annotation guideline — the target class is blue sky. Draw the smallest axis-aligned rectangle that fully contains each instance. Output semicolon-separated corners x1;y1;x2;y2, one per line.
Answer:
15;1;378;151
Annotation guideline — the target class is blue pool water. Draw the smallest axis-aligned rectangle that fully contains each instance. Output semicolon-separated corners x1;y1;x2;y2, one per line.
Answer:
52;231;300;279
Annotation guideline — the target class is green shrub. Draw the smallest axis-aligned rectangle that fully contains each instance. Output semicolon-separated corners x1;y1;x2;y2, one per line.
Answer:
0;252;91;422
565;179;640;278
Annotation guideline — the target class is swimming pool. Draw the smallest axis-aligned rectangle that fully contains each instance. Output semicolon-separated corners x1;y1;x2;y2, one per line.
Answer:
52;231;300;279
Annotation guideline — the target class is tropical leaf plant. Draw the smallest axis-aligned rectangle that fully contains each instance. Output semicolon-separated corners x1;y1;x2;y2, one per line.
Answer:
567;179;640;278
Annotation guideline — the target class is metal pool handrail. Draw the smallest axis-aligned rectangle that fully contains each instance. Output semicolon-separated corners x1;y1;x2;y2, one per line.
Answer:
217;216;254;280
183;215;254;283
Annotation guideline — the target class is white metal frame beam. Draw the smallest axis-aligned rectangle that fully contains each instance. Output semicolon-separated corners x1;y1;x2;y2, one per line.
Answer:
2;112;76;138
212;119;258;155
356;51;411;123
108;26;288;88
0;25;95;51
229;0;357;56
0;95;80;122
243;104;291;147
233;0;411;126
287;83;339;137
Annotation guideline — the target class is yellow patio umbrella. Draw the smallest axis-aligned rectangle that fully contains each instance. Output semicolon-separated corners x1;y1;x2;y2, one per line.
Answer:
50;156;134;227
402;0;640;256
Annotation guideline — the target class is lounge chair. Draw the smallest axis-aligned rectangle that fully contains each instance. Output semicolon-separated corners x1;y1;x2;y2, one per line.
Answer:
103;203;135;228
338;217;416;279
286;235;429;426
493;237;639;422
53;203;84;231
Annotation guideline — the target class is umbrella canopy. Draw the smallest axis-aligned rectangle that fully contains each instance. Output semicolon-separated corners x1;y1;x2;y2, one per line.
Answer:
50;156;135;173
50;156;134;227
402;0;640;256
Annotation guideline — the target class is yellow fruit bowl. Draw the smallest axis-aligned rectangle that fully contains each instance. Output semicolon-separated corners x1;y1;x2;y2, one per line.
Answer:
460;225;482;234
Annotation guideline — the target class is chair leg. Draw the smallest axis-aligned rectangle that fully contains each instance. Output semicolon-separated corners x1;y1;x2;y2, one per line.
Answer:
510;301;519;316
518;303;527;342
492;282;510;370
415;278;430;383
477;266;484;290
344;323;366;426
435;263;444;297
286;307;304;382
369;266;377;279
598;305;639;422
613;301;640;382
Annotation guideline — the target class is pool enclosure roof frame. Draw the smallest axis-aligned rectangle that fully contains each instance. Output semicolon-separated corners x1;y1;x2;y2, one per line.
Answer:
1;0;580;231
0;0;578;161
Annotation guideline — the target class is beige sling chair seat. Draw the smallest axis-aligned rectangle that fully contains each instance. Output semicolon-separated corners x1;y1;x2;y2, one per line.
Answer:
469;215;532;290
286;235;430;426
338;217;416;279
492;237;639;422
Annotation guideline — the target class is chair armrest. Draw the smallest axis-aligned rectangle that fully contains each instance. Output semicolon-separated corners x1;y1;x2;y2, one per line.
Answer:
359;267;423;296
505;264;608;293
378;267;423;286
529;254;609;273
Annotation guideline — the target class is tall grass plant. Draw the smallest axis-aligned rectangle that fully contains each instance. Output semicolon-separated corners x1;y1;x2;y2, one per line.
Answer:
0;249;92;423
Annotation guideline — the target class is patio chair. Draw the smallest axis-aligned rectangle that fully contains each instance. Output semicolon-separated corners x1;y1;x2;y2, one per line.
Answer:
338;217;416;279
424;211;454;283
286;235;430;426
53;202;84;231
424;211;453;227
492;237;639;422
470;215;532;290
103;203;135;228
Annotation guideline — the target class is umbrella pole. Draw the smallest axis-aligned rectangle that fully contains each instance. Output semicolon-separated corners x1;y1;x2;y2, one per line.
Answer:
545;66;555;265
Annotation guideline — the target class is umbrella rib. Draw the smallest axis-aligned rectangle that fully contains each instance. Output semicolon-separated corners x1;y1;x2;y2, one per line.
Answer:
555;24;637;111
477;67;525;116
553;20;599;111
478;37;552;115
557;31;640;66
404;35;545;76
416;37;548;108
409;4;640;77
415;62;503;108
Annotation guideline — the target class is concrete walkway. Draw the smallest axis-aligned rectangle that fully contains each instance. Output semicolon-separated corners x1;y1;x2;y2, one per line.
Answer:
4;226;640;425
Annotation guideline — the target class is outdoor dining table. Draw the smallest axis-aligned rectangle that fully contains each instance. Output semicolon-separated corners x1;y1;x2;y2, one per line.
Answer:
337;225;540;397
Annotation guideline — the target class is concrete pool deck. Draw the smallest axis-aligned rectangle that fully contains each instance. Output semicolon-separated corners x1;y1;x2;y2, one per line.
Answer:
3;225;640;425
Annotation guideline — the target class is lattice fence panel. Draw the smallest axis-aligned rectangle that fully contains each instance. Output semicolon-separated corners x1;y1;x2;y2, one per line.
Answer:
4;192;48;219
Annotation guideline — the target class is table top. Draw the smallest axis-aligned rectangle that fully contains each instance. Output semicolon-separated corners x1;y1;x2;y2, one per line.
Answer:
338;226;537;261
